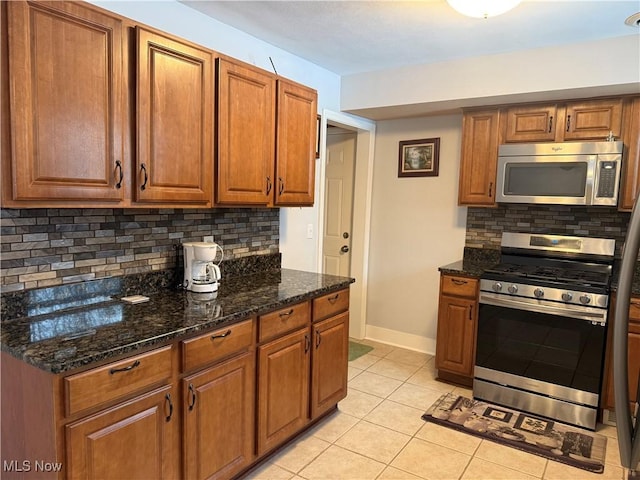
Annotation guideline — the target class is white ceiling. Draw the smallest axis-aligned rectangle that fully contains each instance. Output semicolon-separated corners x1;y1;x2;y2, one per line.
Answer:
181;0;640;76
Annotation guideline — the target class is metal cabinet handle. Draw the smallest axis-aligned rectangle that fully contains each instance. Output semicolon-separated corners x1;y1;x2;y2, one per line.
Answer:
327;293;340;304
266;176;272;195
488;182;493;198
548;116;553;133
566;115;571;132
109;359;140;375
451;279;468;285
278;177;284;196
304;334;310;353
165;393;173;422
115;160;123;189
315;330;322;349
140;163;148;191
469;305;473;320
211;329;231;340
188;383;196;411
279;309;294;318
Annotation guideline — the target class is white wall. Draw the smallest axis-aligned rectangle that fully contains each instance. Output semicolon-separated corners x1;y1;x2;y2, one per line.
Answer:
89;0;341;273
365;115;467;354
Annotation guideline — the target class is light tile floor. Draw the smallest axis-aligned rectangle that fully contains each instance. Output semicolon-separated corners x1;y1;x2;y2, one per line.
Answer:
245;339;626;480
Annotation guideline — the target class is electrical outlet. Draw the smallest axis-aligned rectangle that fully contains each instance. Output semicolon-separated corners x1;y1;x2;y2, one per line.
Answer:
306;224;313;239
203;235;214;243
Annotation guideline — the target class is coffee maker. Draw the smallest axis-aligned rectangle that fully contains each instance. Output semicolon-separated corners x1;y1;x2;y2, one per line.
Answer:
182;241;223;293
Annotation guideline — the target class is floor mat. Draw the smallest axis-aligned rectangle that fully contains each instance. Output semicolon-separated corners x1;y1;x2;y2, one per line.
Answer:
422;393;607;474
348;341;373;361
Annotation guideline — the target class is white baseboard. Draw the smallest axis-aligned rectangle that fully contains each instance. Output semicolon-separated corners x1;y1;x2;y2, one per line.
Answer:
364;324;436;356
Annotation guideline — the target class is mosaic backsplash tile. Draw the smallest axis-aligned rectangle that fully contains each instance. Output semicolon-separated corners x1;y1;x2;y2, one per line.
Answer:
1;208;279;293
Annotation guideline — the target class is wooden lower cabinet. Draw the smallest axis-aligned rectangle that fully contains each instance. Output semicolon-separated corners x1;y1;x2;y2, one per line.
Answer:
257;327;311;455
183;351;255;480
65;385;178;480
311;312;349;419
435;274;479;385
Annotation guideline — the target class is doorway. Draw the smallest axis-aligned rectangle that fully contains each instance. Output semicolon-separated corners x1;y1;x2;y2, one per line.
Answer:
317;110;376;339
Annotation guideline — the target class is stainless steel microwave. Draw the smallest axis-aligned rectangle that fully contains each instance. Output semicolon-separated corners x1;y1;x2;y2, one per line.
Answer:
496;141;623;206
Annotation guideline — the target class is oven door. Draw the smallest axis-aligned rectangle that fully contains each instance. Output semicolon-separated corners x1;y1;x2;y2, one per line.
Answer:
476;293;608;408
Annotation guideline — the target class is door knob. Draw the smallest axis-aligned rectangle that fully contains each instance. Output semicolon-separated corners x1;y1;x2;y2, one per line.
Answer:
340;245;349;253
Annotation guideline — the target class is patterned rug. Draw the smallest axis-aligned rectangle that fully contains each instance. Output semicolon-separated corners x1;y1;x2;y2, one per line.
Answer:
348;341;373;361
422;393;607;474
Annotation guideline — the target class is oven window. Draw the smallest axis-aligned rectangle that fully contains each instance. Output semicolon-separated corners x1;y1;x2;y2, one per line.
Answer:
505;162;587;197
476;304;606;394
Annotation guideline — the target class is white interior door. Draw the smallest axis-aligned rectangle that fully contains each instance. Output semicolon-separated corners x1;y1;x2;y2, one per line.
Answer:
323;128;356;277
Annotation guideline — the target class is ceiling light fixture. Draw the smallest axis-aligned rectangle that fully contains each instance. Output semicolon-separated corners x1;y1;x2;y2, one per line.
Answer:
446;0;522;19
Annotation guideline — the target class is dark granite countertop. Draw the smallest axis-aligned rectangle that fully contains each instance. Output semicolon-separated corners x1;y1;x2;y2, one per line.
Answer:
0;269;354;375
438;247;501;278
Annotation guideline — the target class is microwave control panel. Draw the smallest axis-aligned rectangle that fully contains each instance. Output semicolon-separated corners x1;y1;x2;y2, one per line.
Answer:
596;161;618;198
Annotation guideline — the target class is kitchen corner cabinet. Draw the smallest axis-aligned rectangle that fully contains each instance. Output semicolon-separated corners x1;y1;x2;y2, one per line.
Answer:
435;274;479;386
602;295;640;414
458;109;500;206
135;27;213;206
619;96;640;211
216;58;317;207
4;0;126;204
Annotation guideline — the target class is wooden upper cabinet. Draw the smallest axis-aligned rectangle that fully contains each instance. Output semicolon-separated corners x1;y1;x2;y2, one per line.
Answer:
136;27;213;205
5;1;125;203
458;109;500;206
563;98;623;141
216;58;275;206
504;104;559;143
275;79;317;206
620;96;640;211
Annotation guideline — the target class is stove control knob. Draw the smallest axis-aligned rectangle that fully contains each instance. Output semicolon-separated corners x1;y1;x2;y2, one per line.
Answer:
492;282;503;292
561;292;573;302
534;288;544;298
507;284;518;294
579;294;592;305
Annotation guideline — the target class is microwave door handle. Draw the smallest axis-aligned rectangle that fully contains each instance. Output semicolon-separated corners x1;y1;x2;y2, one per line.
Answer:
585;159;596;205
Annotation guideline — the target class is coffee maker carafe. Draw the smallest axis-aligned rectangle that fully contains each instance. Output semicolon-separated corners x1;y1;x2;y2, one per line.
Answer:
182;241;223;293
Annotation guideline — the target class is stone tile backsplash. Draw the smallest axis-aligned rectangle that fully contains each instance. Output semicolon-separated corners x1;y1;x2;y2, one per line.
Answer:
466;205;632;257
1;208;279;293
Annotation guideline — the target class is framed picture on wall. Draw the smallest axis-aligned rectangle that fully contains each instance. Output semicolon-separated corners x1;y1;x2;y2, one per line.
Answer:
398;138;440;178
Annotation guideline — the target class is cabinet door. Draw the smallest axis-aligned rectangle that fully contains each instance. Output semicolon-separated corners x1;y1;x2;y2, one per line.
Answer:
183;351;255;480
458;109;500;206
563;98;623;141
66;386;177;480
6;1;124;202
620;96;640;211
136;27;213;205
435;295;476;377
311;312;349;419
504;104;559;143
216;58;275;205
257;328;310;455
275;79;317;206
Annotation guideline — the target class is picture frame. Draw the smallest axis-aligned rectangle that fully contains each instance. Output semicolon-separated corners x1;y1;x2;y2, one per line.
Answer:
398;137;440;177
315;115;321;159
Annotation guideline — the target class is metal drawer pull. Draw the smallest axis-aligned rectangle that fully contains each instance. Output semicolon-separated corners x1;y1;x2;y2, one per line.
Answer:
211;329;231;340
109;360;140;375
451;279;468;285
140;163;148;190
328;293;340;304
279;309;294;318
115;160;123;189
278;177;284;196
165;393;173;422
548;116;553;133
266;176;272;195
188;383;196;411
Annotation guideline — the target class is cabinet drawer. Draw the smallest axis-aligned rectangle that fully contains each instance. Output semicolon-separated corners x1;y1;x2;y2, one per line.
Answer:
65;345;173;416
259;302;310;343
313;289;349;322
182;318;255;372
440;275;478;298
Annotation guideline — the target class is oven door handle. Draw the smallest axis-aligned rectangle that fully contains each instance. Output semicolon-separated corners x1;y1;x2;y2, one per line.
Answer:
479;293;607;324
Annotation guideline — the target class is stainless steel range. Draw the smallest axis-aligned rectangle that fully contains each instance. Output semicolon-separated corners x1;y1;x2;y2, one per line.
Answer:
474;232;616;430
